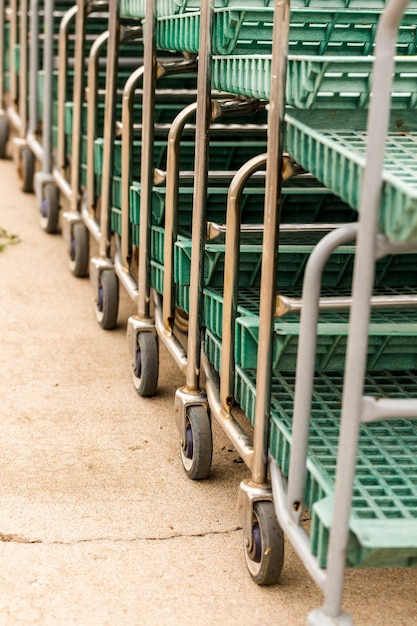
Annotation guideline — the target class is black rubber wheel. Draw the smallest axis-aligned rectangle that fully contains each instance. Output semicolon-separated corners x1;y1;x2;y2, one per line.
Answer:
19;146;35;193
180;405;212;480
132;331;159;397
244;500;284;586
0;116;9;158
40;183;60;234
96;269;119;330
69;222;89;278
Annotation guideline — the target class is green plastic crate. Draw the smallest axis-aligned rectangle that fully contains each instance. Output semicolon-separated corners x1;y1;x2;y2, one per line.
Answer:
236;310;417;372
159;8;417;56
3;21;9;72
285;110;417;241
291;0;417;6
156;8;274;55
175;232;417;289
151;226;164;263
212;54;417;107
203;283;417;339
204;328;223;373
111;203;141;247
235;368;417;569
151;260;165;295
129;181;267;231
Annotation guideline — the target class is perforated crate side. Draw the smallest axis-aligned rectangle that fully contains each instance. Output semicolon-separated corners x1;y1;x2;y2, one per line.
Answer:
204;329;222;373
285;110;417;241
237;313;417;372
247;367;417;568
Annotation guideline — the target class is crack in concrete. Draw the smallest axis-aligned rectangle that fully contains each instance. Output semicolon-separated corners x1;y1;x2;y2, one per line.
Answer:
0;527;242;545
0;534;42;544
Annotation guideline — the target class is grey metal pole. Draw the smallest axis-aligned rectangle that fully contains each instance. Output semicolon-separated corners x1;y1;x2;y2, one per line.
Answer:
185;0;214;393
70;0;88;213
220;153;267;413
98;0;119;258
251;0;290;486
86;30;109;215
28;0;39;137
9;0;17;108
120;66;144;268
162;102;197;333
324;0;411;618
0;0;5;110
43;0;54;173
18;0;28;136
137;0;156;321
56;5;78;176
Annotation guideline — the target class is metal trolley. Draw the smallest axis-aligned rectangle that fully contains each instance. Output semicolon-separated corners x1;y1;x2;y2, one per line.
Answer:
0;0;72;187
1;1;416;623
80;1;199;331
37;0;110;235
144;1;417;624
61;2;148;280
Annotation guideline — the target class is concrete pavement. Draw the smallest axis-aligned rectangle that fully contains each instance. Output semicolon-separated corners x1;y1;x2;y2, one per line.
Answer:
0;156;416;625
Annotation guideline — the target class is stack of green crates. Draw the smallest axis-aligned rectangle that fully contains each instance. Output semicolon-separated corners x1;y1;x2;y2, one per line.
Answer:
154;0;417;571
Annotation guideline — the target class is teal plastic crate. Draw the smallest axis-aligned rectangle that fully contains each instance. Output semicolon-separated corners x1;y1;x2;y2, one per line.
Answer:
212;54;417;107
175;232;417;289
203;282;417;339
236;368;417;569
130;182;357;232
128;0;275;18
157;8;274;55
94;139;166;177
236;310;417;372
204;328;223;373
119;0;200;17
151;260;165;295
285;110;417;241
111;204;141;247
3;21;9;72
130;181;267;230
291;0;417;6
151;225;166;263
157;7;417;57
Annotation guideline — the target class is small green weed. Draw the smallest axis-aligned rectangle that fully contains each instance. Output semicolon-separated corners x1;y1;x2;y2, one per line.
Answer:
0;227;20;251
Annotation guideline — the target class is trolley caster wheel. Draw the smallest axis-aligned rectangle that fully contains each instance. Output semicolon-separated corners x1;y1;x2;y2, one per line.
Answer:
0;116;9;158
95;269;119;330
132;331;159;397
40;183;60;233
244;500;284;586
180;405;212;480
18;146;35;193
69;222;89;277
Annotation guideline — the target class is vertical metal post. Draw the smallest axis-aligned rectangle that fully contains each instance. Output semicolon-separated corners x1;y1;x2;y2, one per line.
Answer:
220;154;267;412
121;66;144;269
70;0;87;212
98;0;119;256
43;0;54;173
18;0;28;135
0;0;4;109
9;0;17;110
251;0;290;486
28;0;39;137
162;102;198;333
137;0;156;320
86;30;109;215
57;5;78;175
185;0;214;392
323;0;410;618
